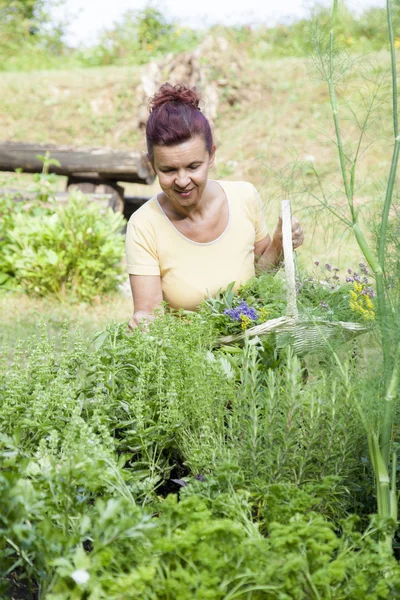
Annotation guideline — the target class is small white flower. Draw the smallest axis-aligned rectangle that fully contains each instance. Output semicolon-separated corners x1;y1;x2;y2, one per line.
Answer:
304;154;316;163
71;569;90;584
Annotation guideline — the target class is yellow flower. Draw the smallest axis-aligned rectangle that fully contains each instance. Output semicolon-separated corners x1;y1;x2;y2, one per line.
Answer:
259;307;268;321
240;315;252;330
395;38;400;49
365;296;374;310
349;281;375;321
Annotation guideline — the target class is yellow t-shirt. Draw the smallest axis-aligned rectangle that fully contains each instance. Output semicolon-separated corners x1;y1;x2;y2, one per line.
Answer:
125;180;269;311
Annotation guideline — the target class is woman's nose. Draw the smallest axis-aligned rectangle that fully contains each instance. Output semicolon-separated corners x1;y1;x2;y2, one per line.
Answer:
175;170;191;188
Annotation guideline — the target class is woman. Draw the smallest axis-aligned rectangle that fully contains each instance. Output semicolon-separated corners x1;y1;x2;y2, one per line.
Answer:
126;83;304;329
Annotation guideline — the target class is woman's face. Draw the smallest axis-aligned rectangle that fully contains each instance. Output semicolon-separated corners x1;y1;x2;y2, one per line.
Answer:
151;135;216;210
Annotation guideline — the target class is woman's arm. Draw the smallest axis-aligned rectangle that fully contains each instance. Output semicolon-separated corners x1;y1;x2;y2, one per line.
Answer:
128;274;163;330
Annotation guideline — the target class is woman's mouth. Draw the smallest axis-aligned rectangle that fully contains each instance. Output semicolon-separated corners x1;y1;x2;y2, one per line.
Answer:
175;188;194;198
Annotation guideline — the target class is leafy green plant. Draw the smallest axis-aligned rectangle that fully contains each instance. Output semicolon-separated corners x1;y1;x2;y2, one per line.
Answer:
221;341;366;520
1;192;125;302
27;151;61;202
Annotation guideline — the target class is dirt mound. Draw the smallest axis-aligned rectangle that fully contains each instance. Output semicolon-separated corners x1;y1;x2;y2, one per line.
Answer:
136;36;243;129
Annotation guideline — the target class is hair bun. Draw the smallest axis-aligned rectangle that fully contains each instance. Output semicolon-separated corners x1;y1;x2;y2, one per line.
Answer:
149;82;200;112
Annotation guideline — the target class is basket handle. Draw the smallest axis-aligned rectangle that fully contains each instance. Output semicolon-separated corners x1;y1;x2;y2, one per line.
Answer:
281;200;298;318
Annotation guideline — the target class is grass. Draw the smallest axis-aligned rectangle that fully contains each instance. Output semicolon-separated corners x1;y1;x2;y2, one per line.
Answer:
0;291;133;357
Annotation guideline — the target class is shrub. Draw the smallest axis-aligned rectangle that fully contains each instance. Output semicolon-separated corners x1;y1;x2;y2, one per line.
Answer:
0;193;125;302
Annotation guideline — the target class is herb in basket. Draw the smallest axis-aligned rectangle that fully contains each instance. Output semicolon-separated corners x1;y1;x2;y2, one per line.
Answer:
200;262;376;338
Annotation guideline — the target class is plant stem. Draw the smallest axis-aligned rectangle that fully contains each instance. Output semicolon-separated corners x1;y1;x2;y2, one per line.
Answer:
352;224;381;275
391;452;398;523
328;7;355;221
368;433;389;518
381;342;400;465
374;0;400;383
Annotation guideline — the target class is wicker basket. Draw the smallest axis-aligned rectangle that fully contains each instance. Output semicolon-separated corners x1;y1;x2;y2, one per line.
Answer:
219;200;371;353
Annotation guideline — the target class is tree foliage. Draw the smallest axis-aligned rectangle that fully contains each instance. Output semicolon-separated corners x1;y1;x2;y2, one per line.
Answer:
0;0;65;69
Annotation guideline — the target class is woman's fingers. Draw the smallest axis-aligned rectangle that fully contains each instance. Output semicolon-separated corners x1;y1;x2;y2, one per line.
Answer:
291;218;304;249
128;310;155;331
273;215;304;249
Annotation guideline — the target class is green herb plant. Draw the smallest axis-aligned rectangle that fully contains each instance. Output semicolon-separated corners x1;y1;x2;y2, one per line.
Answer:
1;192;125;302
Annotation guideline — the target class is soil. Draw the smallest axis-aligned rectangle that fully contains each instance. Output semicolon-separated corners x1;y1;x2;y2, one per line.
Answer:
4;572;38;600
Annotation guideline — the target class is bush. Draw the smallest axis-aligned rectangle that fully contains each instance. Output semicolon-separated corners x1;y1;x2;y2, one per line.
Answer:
0;0;67;71
76;7;201;67
0;193;125;302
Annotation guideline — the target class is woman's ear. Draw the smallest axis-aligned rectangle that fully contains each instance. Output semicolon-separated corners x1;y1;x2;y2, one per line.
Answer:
147;152;155;171
209;144;217;168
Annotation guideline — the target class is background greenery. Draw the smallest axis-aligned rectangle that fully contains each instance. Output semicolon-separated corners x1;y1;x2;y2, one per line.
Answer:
2;1;400;71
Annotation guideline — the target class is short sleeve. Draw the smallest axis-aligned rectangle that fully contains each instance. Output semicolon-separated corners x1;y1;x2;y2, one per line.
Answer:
125;217;160;276
249;184;269;242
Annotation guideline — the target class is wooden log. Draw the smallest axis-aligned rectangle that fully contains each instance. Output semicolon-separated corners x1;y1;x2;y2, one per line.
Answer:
67;177;125;213
0;188;113;204
0;188;151;218
0;141;155;184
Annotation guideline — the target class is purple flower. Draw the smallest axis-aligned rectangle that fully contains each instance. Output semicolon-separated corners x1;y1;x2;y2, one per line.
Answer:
363;277;369;284
359;262;369;275
325;263;332;271
347;268;352;274
353;273;361;282
314;261;320;266
346;277;354;283
333;267;340;272
224;301;258;322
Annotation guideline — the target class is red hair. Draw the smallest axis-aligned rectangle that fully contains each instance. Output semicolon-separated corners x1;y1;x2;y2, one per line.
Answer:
146;83;213;159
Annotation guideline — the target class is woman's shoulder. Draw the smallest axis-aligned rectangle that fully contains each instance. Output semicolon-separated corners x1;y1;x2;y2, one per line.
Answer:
215;179;256;193
215;180;261;207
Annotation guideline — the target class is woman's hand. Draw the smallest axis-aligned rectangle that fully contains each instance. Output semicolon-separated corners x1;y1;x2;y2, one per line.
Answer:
272;216;304;250
128;310;155;330
255;215;304;273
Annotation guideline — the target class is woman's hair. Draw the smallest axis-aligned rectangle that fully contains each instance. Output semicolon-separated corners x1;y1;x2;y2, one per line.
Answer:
146;83;213;159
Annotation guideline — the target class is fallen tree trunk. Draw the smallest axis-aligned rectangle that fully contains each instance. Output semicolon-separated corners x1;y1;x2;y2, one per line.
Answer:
0;141;155;184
